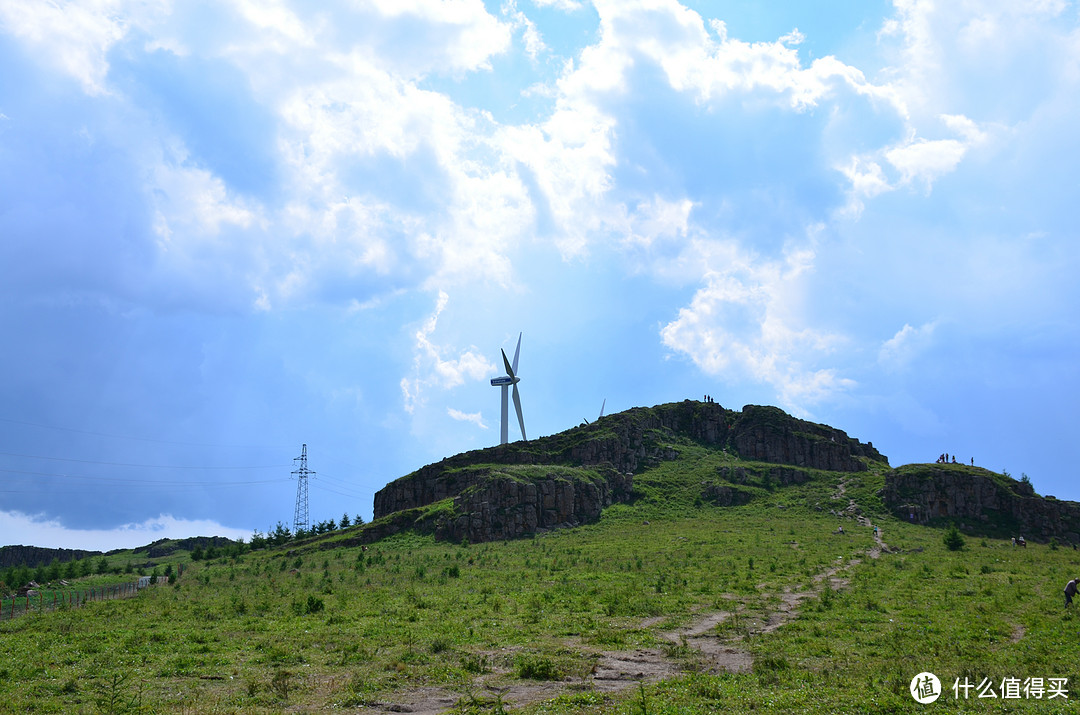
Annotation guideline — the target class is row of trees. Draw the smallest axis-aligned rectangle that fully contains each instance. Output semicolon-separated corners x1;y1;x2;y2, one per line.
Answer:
0;557;148;596
247;512;365;551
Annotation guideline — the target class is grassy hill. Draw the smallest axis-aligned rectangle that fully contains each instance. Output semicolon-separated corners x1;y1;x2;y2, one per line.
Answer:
0;404;1077;713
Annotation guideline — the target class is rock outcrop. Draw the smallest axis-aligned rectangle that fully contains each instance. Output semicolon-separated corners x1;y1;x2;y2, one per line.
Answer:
368;400;885;544
434;468;633;543
729;405;879;472
880;465;1080;543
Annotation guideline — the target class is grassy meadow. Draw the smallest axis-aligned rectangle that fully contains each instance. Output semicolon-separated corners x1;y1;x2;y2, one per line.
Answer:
1;449;1077;713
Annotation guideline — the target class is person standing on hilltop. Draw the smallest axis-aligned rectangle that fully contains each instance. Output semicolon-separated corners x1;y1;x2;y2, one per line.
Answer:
1065;578;1079;608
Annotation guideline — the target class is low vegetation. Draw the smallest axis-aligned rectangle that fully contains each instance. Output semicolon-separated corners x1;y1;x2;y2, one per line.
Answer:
1;447;1076;713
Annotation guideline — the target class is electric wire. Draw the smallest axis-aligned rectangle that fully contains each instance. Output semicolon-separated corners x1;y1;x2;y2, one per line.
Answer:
0;466;289;487
0;450;288;470
0;416;281;450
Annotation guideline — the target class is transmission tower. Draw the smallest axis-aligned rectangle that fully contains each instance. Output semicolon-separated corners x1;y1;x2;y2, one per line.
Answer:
292;444;315;534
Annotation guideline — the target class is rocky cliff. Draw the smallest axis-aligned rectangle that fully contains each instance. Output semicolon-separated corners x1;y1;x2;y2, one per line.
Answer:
369;400;884;544
879;464;1080;543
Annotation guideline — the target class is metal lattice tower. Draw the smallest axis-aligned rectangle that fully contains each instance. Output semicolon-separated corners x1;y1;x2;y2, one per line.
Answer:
291;444;315;533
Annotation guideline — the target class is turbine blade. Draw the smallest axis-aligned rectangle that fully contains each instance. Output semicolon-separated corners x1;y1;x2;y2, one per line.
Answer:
512;383;526;441
511;332;521;374
502;348;515;379
599;399;606;419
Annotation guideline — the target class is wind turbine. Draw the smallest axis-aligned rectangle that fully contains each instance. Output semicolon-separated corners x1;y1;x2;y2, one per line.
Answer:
582;399;606;426
490;333;526;444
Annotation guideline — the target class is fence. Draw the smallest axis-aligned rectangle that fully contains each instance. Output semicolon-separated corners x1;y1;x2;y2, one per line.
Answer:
1;564;184;620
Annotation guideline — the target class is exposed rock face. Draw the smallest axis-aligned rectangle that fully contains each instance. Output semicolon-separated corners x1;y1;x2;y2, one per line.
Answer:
435;469;633;543
371;400;885;544
729;405;880;473
880;466;1080;543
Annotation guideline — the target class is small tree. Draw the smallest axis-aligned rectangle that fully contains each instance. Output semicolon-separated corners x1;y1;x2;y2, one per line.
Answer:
944;525;965;551
340;513;351;529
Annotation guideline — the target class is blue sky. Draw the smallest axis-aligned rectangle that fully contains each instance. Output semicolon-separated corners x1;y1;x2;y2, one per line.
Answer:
1;0;1078;550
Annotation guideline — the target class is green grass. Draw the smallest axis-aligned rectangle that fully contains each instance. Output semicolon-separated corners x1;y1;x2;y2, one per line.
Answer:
0;457;1076;713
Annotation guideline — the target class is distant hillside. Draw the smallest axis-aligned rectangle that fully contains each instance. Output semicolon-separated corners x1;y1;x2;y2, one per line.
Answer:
0;536;239;568
367;400;887;545
133;536;237;558
0;545;103;569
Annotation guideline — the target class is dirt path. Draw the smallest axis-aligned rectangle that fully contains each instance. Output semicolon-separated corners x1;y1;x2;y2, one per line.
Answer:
367;492;893;713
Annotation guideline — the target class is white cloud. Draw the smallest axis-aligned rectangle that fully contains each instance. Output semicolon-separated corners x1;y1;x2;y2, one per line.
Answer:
503;1;548;60
230;0;313;46
532;0;584;10
276;53;534;290
151;152;262;244
619;196;694;248
367;0;512;75
448;408;487;428
660;238;854;410
837;157;892;217
879;322;937;372
0;0;132;95
0;511;252;552
885;136;967;187
401;291;497;413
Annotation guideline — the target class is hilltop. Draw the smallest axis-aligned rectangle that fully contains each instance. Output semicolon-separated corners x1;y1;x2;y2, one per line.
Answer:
370;400;885;542
360;400;1072;547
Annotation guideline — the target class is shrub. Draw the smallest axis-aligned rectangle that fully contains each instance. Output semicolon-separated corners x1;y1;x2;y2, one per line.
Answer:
944;525;965;551
292;595;325;616
515;653;563;680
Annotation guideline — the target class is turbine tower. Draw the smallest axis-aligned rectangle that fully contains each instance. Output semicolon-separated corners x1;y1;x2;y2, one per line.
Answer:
490;332;526;445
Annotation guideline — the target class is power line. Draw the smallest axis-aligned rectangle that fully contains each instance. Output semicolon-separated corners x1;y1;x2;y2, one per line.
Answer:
0;450;288;470
0;466;288;487
0;416;279;449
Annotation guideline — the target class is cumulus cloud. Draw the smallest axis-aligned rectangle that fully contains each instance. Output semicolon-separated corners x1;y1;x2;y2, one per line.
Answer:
532;0;584;10
448;408;487;428
885;137;967;187
401;291;497;414
0;0;134;95
879;322;937;372
364;0;513;76
660;239;854;410
0;510;251;551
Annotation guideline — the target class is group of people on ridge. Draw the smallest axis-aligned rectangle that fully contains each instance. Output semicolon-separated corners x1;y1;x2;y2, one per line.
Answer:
937;452;974;466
